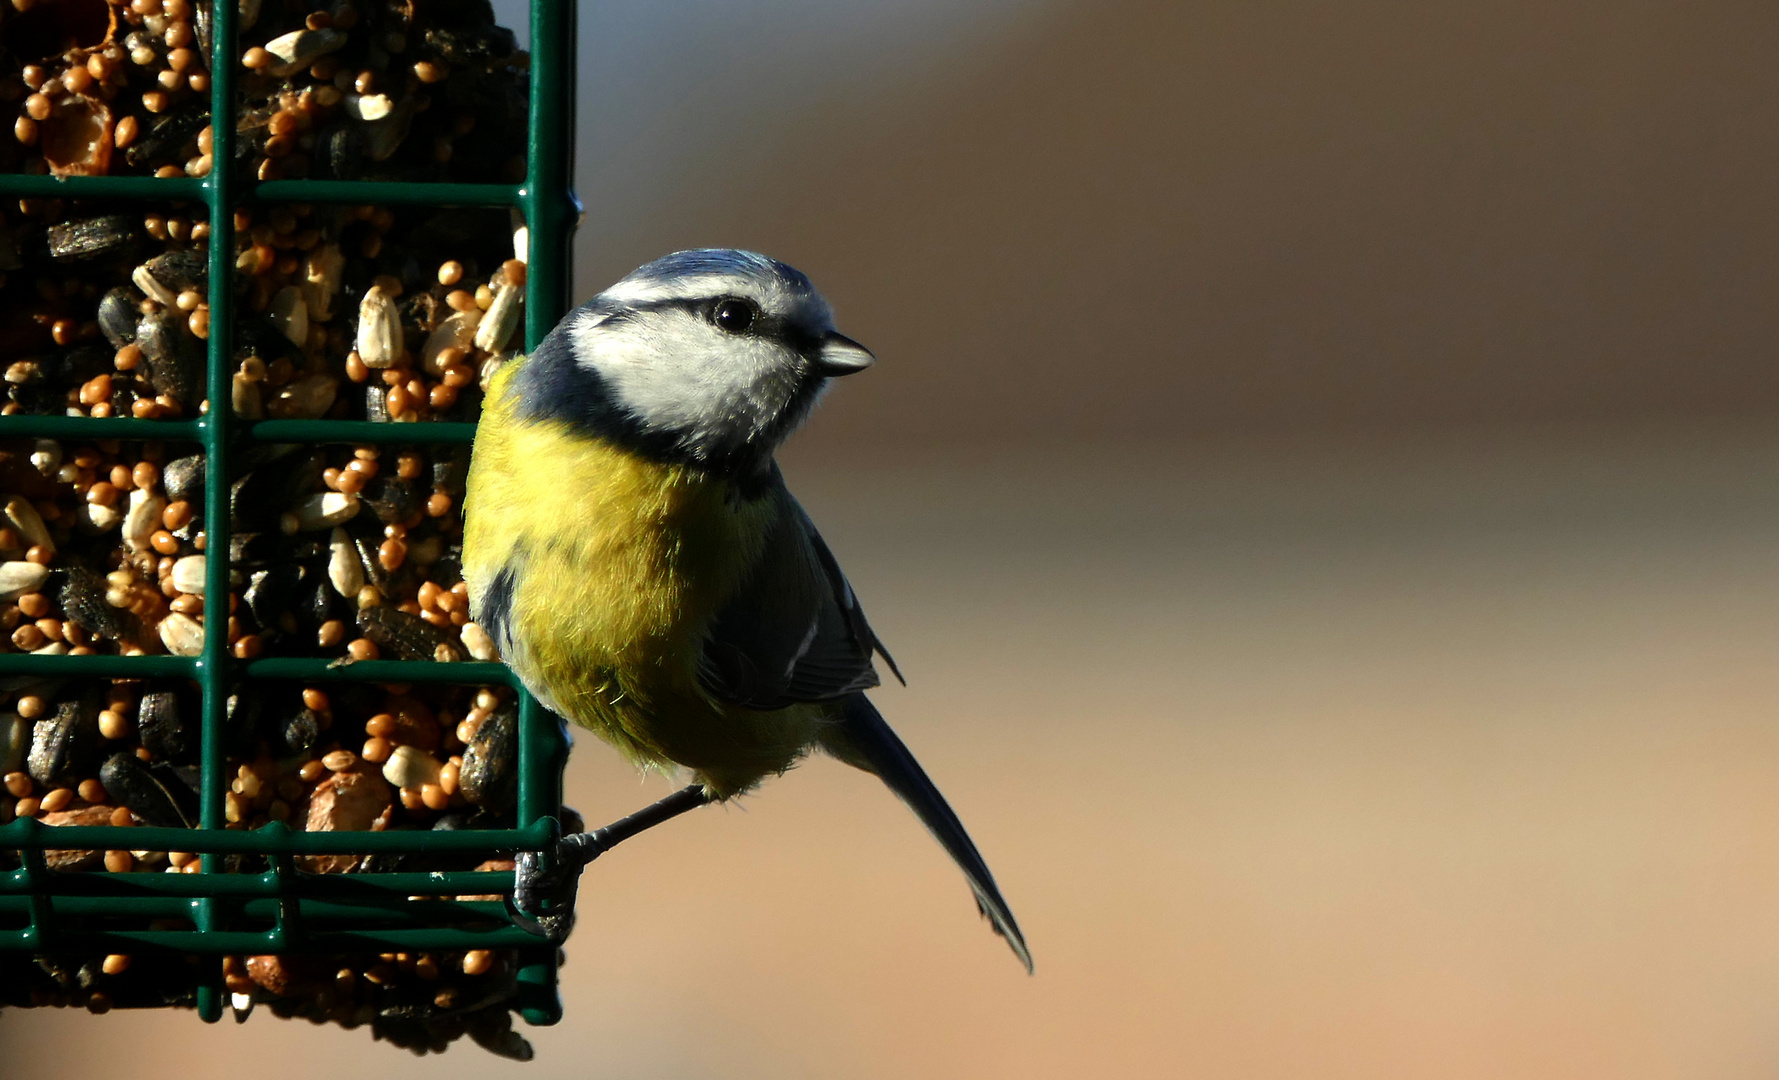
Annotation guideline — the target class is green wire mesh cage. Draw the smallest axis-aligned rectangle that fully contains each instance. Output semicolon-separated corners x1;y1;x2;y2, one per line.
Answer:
0;0;578;1031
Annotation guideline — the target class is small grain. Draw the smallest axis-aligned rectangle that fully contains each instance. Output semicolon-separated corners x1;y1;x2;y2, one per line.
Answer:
99;710;131;739
462;950;494;976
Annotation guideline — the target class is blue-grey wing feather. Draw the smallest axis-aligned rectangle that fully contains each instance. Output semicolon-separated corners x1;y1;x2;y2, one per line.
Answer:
699;473;898;709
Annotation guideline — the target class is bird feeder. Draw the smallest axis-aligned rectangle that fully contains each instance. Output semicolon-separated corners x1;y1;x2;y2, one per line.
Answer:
0;0;579;1049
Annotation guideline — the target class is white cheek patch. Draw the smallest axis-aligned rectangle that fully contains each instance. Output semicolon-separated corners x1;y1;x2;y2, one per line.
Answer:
584;314;805;458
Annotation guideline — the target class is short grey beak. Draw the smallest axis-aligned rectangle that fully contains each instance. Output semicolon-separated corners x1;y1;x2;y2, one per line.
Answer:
813;332;875;377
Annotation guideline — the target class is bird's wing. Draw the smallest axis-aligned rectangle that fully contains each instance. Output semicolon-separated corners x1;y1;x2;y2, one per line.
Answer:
699;479;901;710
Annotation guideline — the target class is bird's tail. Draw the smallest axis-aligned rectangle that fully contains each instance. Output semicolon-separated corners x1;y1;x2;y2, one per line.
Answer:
821;694;1033;973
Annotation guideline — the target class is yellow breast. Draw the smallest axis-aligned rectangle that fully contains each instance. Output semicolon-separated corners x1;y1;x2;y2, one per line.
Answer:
462;359;823;794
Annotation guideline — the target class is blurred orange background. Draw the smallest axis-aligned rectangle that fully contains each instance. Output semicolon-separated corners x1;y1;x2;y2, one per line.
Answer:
7;1;1779;1076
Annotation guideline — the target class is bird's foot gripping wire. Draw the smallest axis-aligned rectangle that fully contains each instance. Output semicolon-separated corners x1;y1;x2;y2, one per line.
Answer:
505;783;712;943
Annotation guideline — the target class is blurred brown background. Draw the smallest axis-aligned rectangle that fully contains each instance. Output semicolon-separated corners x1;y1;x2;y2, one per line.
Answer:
7;0;1779;1076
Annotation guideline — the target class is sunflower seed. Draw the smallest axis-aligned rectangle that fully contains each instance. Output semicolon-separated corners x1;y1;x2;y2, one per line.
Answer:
267;285;308;347
4;496;54;554
47;214;138;262
382;744;442;790
101;285;145;344
362;474;420;524
262;28;348;77
0;561;49;601
421;309;478;374
266;372;338;420
231;372;264;418
101;752;196;829
60;566;142;645
0;711;26;774
138;685;197;764
135;309;204;406
28;439;61;477
171;555;206;595
122;489;166;552
158;612;204;656
472;277;521;354
74;500;121;534
162;454;205;503
359;97;415;161
28;697;100;788
125;101;208;168
130;265;178;307
344;93;395;122
327;527;363;598
460;620;497;661
355;284;403;368
511;210;528;264
357;605;463;662
300;243;344;323
142;249;207;292
459;707;515;809
282;492;359;533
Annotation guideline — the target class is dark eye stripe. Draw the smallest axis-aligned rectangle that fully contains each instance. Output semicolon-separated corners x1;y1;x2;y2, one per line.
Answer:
589;296;812;352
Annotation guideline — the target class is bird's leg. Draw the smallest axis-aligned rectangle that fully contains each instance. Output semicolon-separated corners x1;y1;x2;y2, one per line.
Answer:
506;783;713;942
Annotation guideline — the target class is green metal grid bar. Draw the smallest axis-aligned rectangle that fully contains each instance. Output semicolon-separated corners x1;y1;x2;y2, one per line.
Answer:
0;0;580;1026
0;415;477;443
252;180;524;207
0;175;209;199
191;0;239;1020
0;816;552;855
247;420;480;444
0;654;513;681
2;865;525;895
0;175;521;208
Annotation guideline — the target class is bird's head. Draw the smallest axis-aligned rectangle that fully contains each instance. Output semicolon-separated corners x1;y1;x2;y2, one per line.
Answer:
512;249;873;474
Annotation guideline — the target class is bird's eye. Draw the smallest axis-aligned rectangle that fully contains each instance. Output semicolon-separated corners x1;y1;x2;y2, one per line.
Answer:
713;299;755;333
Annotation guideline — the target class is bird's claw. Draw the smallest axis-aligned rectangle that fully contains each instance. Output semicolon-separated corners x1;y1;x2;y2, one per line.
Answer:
504;832;609;943
503;785;712;943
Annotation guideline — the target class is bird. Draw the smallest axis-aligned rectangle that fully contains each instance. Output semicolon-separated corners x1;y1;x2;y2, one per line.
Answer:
461;248;1032;972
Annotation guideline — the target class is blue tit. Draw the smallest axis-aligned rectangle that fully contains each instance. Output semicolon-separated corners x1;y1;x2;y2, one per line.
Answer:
462;249;1031;972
